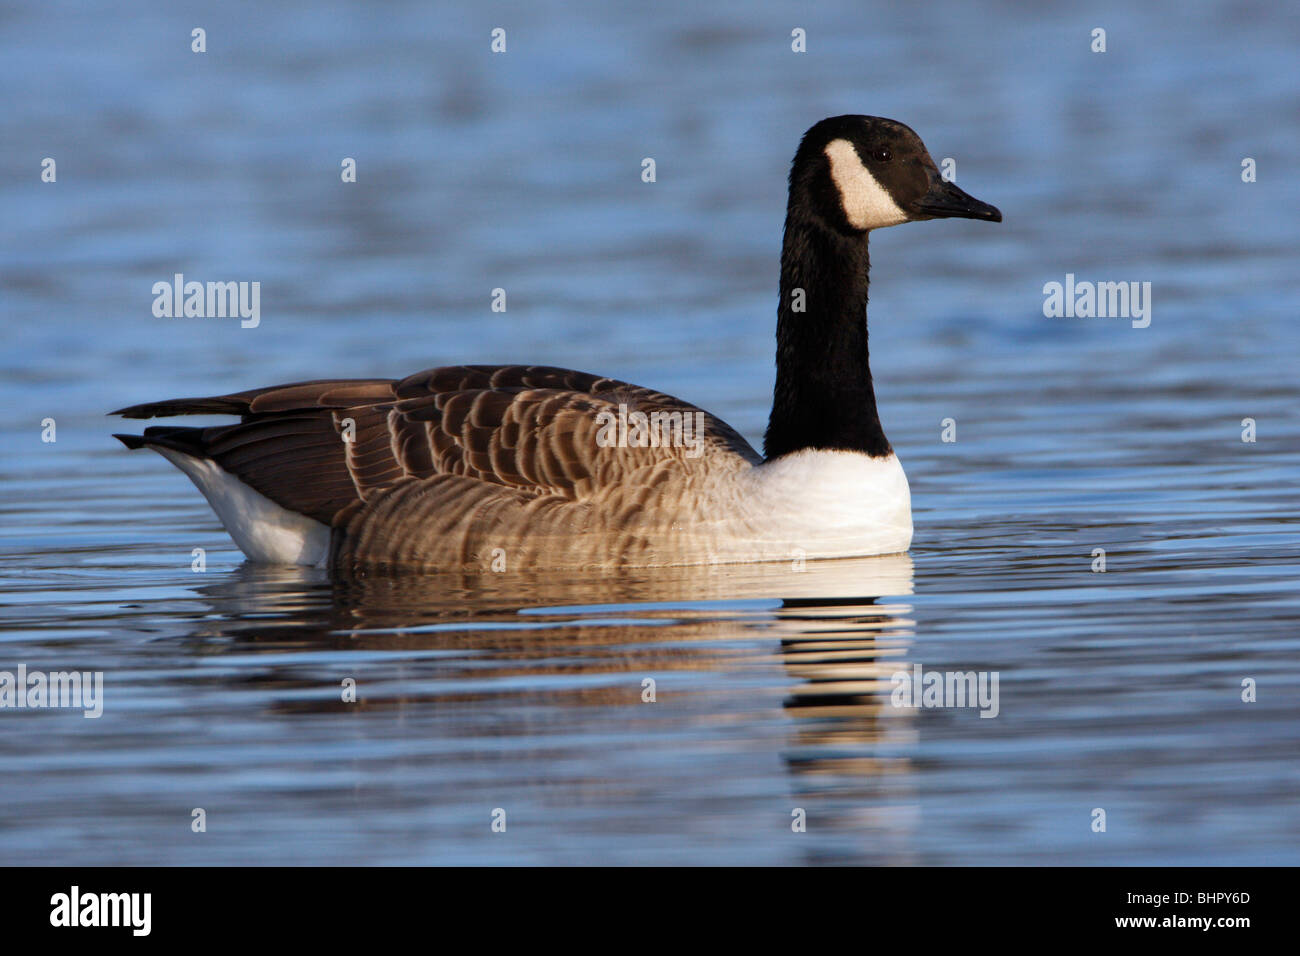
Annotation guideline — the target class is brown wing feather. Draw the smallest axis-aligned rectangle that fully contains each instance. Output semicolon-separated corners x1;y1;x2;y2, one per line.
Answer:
113;365;762;559
111;379;397;420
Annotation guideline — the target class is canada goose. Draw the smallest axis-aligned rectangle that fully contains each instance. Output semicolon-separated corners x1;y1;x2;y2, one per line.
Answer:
113;115;1000;572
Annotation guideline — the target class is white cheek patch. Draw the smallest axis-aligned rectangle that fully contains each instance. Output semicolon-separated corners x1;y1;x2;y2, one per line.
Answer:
824;139;908;230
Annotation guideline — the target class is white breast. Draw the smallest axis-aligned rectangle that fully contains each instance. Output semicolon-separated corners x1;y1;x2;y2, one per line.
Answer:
699;449;912;562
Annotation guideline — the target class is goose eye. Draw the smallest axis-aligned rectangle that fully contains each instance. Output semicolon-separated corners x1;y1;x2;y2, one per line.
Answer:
872;147;892;163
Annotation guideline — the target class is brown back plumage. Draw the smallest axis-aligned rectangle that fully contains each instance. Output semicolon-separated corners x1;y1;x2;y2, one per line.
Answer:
113;364;761;569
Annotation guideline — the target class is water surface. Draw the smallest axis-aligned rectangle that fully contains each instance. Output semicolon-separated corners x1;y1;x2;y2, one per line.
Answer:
2;0;1298;864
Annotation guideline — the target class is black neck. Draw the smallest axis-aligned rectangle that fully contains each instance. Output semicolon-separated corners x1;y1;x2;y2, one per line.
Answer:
762;211;891;461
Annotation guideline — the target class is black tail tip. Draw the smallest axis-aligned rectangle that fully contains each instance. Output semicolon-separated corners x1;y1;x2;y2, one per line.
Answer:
110;404;152;418
113;433;147;450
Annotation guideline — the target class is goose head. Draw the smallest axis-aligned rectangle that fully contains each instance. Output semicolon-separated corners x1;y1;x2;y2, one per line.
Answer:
791;115;1002;234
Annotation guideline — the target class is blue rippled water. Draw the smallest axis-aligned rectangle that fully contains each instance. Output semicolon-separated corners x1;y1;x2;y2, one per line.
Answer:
1;0;1297;864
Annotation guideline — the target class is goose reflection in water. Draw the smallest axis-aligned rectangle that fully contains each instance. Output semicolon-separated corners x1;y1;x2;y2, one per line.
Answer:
176;554;920;863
